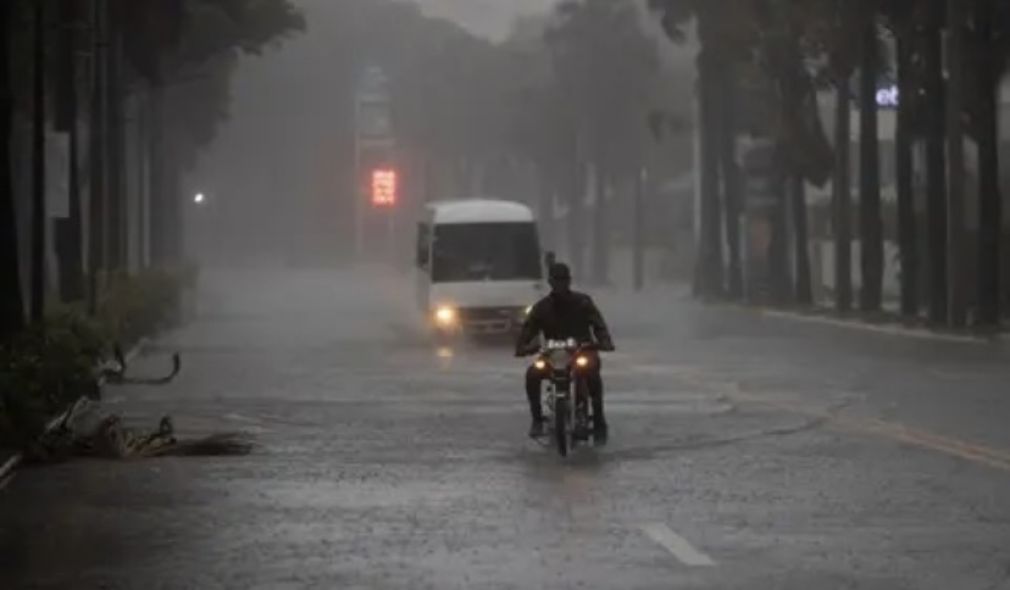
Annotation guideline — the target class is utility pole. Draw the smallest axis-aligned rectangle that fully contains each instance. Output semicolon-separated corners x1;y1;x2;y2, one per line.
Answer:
353;66;396;263
946;0;966;328
31;0;47;323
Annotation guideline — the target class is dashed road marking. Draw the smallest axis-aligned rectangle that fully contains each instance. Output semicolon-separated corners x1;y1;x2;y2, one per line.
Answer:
640;523;716;567
224;412;261;424
223;413;272;433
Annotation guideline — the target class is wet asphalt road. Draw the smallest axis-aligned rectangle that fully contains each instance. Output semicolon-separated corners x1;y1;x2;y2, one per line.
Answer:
3;269;1010;589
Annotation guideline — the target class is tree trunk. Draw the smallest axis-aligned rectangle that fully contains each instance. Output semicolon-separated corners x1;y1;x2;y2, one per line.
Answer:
768;171;791;305
858;12;883;312
566;131;585;278
88;0;107;312
833;77;853;312
895;33;918;317
105;2;125;270
136;88;149;268
720;71;743;300
632;167;645;292
696;53;725;298
162;139;183;264
591;157;609;285
946;0;967;327
149;81;169;265
55;0;85;302
0;0;25;338
536;164;552;251
924;0;948;324
792;175;813;304
31;0;47;323
975;0;1001;327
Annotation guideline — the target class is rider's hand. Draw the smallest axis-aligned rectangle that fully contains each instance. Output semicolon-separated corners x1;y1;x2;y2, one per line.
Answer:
515;342;538;357
598;342;615;352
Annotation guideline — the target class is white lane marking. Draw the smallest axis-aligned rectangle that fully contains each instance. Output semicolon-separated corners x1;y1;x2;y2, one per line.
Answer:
224;413;261;424
0;455;21;481
222;413;271;433
0;473;13;491
640;523;716;567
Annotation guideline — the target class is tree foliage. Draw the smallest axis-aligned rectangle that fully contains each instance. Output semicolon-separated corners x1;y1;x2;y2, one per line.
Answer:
547;0;659;176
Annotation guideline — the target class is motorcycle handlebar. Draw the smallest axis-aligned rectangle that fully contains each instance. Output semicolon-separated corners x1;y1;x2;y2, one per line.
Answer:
522;341;612;355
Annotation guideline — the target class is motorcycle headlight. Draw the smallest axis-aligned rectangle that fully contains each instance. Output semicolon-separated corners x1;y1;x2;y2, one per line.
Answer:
434;306;457;326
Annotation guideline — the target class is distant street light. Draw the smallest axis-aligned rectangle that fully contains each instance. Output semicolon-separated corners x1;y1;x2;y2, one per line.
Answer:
194;192;206;205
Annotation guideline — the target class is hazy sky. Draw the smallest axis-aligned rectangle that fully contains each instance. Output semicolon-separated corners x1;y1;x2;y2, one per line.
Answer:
413;0;555;40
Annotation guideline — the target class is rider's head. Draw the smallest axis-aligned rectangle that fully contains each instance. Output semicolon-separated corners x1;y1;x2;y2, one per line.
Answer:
548;262;572;296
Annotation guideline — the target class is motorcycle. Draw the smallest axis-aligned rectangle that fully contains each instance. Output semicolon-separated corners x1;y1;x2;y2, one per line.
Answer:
531;338;600;457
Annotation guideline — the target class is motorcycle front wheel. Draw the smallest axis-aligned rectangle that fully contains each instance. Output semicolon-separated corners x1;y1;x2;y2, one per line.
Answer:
554;398;569;457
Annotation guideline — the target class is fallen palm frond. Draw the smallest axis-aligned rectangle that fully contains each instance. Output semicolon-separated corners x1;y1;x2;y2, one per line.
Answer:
101;345;181;386
24;401;254;464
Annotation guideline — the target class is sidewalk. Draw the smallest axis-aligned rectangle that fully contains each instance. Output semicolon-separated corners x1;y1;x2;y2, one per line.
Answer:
750;305;1010;344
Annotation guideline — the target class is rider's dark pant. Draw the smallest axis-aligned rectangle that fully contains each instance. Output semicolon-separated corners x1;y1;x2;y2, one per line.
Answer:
525;353;606;427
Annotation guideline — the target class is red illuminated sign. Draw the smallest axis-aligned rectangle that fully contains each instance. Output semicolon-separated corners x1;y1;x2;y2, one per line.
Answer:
371;168;397;206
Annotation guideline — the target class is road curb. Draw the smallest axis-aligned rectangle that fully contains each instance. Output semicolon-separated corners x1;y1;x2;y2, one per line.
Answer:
756;309;993;344
712;302;1006;344
0;338;150;489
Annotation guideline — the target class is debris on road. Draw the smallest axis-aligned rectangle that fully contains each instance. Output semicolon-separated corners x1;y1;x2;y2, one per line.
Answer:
101;344;182;386
24;399;254;464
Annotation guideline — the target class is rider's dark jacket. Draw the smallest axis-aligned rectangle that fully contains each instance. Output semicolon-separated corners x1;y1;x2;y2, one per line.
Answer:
515;291;615;355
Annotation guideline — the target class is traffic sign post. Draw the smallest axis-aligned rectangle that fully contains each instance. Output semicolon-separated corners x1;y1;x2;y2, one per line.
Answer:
353;66;398;261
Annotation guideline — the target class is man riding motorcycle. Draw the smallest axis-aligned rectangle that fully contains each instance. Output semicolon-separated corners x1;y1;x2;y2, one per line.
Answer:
515;262;616;442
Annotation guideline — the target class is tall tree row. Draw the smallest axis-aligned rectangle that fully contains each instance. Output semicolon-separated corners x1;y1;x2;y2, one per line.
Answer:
649;0;1008;328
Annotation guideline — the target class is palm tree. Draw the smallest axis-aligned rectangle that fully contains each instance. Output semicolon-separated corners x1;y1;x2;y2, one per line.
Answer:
882;1;920;317
648;0;755;299
923;0;948;325
971;0;1005;327
548;0;658;285
695;36;725;297
808;0;862;312
718;70;743;299
54;0;85;302
946;0;967;328
753;1;834;305
30;0;46;323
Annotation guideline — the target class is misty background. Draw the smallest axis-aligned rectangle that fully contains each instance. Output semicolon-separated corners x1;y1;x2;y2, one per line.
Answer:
190;0;697;277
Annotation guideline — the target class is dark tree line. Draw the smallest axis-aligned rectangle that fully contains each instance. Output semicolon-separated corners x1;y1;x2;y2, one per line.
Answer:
0;0;303;341
650;0;1009;329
